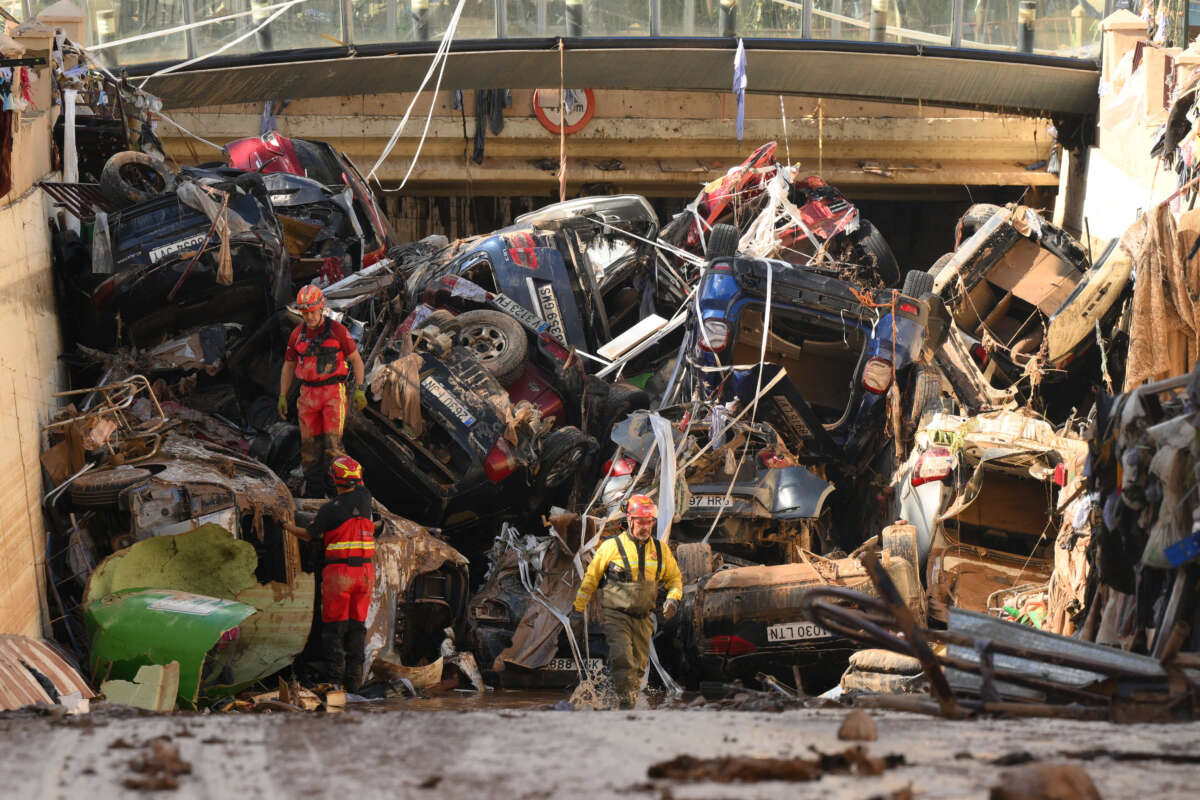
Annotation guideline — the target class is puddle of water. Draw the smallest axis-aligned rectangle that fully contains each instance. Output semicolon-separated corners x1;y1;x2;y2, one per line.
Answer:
361;689;569;712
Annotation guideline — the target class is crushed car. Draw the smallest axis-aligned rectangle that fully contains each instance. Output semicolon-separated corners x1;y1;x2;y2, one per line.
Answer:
894;409;1088;619
929;203;1132;411
690;256;946;477
226;130;394;268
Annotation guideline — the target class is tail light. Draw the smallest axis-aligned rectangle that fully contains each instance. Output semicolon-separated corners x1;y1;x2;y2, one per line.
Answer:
970;344;990;366
708;635;758;657
861;357;893;394
92;276;117;309
603;457;638;477
897;301;919;316
698;319;729;352
484;438;518;483
760;451;793;468
911;446;956;487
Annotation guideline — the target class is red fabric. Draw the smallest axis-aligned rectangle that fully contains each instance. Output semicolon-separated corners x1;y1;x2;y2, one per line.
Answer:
298;383;346;437
321;563;374;623
320;256;345;283
285;319;357;363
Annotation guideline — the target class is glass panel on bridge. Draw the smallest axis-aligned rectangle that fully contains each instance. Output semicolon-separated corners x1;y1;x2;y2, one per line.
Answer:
64;0;1100;69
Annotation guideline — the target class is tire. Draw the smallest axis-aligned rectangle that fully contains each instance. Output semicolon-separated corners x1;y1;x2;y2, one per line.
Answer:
450;309;528;386
69;466;152;508
928;251;954;278
852;219;901;286
100;151;176;207
422;309;457;330
534;426;597;494
901;268;935;298
676;541;715;584
601;383;651;433
955;203;1002;245
906;363;944;435
706;223;739;259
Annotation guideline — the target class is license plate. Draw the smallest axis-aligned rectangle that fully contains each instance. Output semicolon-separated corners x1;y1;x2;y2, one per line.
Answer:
547;657;603;672
535;283;568;343
420;376;476;427
491;294;546;333
688;494;733;509
766;621;832;642
149;233;207;264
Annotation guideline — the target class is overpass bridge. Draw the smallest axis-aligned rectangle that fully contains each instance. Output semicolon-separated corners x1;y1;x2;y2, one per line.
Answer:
71;0;1104;255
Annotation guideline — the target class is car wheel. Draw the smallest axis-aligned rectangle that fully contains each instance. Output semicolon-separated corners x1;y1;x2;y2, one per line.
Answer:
601;383;651;433
706;223;740;259
852;219;901;287
955;203;1002;246
906;364;945;437
676;541;716;584
69;466;153;508
901;268;935;299
100;151;176;207
534;426;596;494
451;309;528;386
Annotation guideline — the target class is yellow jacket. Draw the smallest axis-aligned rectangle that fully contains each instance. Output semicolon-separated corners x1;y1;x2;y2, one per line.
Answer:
573;531;683;613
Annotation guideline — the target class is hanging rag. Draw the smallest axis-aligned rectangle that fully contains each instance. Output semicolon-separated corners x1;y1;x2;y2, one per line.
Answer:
472;88;511;164
732;39;747;142
369;353;424;436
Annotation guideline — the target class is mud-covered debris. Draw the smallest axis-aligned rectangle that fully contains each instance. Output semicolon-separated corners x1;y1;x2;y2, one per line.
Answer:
989;763;1100;800
123;736;192;791
418;776;442;789
838;709;879;741
647;747;904;783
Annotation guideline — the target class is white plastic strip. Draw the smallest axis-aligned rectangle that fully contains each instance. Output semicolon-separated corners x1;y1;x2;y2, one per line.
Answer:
647;413;678;543
88;2;301;51
367;0;466;183
137;0;310;88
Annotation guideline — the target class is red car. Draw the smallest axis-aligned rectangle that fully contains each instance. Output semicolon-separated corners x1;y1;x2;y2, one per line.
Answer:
226;131;393;269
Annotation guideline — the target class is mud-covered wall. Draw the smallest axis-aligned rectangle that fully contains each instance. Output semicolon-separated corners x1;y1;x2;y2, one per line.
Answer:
0;112;64;637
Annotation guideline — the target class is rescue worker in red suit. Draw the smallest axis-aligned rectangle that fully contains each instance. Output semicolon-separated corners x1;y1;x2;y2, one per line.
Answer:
285;456;375;690
278;285;367;496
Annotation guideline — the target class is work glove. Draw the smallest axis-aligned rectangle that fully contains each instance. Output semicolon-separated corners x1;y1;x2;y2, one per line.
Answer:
352;387;368;412
662;598;679;620
276;393;288;420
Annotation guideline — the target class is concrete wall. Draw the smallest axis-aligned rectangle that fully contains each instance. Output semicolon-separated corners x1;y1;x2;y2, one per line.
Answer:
0;110;64;637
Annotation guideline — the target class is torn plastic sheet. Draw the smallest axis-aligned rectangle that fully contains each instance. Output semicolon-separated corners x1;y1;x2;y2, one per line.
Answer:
85;589;255;708
84;525;313;699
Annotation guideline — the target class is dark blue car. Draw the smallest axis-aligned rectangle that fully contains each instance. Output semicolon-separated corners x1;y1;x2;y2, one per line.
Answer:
692;256;940;472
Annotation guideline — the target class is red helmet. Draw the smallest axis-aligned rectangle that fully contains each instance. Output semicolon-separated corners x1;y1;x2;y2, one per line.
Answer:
296;285;325;312
330;455;364;486
626;494;658;520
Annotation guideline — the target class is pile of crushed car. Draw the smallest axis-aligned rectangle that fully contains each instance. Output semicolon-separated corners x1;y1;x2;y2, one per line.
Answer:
31;128;1145;714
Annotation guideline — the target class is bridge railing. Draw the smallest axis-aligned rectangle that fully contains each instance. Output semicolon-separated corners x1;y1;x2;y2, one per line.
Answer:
3;0;1104;69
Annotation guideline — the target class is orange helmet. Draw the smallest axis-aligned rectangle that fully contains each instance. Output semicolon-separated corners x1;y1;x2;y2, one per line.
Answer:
330;455;364;486
296;285;325;312
626;494;658;519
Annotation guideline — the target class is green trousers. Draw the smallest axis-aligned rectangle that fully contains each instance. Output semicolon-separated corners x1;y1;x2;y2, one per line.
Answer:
601;608;654;708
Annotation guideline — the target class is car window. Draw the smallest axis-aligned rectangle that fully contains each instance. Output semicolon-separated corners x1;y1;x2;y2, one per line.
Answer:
580;231;638;287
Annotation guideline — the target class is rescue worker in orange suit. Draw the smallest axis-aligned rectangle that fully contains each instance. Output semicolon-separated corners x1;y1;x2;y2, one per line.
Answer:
285;456;375;690
573;495;683;709
278;285;367;496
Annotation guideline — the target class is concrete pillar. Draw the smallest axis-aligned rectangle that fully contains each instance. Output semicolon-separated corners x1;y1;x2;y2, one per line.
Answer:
566;0;582;36
719;0;736;37
413;0;430;40
1101;10;1149;80
1017;0;1036;53
869;0;888;42
35;0;86;44
1052;147;1088;239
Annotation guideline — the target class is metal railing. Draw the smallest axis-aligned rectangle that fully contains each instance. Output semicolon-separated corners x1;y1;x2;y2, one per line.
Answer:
73;0;1103;69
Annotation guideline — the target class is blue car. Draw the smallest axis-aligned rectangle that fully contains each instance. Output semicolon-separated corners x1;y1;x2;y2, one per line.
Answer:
691;256;943;472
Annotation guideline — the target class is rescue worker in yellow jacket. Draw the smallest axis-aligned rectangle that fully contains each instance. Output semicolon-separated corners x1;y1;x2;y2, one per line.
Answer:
573;494;683;709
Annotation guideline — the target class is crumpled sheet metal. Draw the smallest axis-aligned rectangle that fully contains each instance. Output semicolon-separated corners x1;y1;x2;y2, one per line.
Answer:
495;536;579;672
0;635;95;711
920;410;1088;469
83;525;314;698
363;505;469;677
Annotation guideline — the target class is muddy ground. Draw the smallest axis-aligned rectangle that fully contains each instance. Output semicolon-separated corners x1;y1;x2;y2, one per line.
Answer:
4;699;1200;799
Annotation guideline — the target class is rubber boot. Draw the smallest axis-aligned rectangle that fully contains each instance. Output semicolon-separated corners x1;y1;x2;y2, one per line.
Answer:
322;620;348;687
301;435;325;498
322;432;346;498
344;621;367;692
